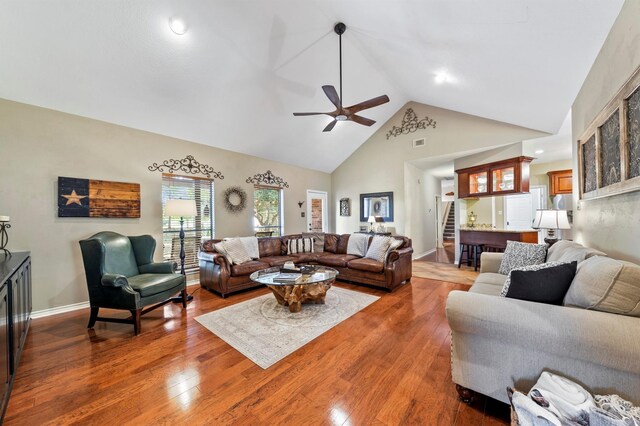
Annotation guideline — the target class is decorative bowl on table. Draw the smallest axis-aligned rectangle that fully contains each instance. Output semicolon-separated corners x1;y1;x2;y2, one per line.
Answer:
299;265;316;275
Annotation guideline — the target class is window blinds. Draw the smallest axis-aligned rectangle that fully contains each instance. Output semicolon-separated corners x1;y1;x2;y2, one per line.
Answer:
162;174;214;272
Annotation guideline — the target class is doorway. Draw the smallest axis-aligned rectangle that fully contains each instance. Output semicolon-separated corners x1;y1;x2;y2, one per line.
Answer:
306;190;328;233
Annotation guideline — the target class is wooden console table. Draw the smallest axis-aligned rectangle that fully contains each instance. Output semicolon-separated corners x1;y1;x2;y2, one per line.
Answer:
0;252;32;421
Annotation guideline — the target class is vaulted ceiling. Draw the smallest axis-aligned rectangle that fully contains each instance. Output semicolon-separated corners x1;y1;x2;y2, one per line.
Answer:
0;1;623;172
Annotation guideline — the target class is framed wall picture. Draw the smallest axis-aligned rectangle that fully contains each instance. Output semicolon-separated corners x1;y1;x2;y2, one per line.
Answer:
578;64;640;200
58;176;141;218
339;198;350;216
359;192;394;222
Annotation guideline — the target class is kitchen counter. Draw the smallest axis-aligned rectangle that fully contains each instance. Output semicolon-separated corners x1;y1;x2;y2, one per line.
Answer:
460;228;539;248
459;227;537;233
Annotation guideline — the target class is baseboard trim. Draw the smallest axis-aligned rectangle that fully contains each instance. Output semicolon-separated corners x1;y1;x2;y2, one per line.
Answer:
32;283;201;319
32;301;90;319
412;248;436;260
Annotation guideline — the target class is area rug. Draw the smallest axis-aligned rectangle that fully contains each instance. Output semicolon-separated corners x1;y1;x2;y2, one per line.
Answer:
195;287;379;369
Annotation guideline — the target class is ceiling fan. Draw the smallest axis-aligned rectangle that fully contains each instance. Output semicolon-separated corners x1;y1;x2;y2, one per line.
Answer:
293;22;390;132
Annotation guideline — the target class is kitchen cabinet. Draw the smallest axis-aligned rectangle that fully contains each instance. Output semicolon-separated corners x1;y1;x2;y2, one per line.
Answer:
456;157;533;199
547;169;573;195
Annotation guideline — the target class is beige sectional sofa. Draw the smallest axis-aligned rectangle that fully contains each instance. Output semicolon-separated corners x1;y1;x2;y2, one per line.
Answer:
446;240;640;405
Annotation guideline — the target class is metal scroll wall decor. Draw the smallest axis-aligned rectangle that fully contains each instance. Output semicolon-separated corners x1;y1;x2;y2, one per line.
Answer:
245;170;289;188
386;108;436;139
223;186;247;214
148;155;224;180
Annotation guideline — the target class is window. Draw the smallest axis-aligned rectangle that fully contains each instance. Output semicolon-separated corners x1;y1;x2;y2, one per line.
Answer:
162;174;214;272
253;186;283;237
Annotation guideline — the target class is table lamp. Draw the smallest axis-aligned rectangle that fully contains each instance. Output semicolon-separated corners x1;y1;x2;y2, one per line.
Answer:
368;215;376;232
374;216;385;232
532;209;571;246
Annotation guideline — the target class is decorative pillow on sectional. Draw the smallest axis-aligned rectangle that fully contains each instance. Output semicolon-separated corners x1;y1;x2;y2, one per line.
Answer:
365;236;392;263
498;241;548;275
302;232;324;252
546;239;606;263
500;261;577;305
563;256;640;317
223;236;260;259
384;238;404;262
221;238;252;265
214;242;233;265
287;237;314;254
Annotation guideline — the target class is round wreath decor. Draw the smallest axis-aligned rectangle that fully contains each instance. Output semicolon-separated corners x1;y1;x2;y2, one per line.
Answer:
223;186;247;213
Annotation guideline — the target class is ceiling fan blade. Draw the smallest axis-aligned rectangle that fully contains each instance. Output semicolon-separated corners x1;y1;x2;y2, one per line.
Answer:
350;115;376;126
293;112;331;116
322;85;342;109
323;120;338;132
346;95;390;113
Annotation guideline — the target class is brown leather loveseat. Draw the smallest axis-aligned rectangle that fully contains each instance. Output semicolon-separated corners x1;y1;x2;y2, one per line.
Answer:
198;233;413;297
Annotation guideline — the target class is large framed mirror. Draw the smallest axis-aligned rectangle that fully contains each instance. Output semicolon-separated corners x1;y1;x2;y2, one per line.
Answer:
359;192;394;222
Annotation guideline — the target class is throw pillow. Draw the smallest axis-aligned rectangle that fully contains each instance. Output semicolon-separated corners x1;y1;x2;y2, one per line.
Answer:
546;239;606;263
224;236;259;259
287;237;314;254
222;238;252;265
365;236;392;263
498;241;548;275
384;238;404;262
500;261;577;305
563;256;640;317
302;232;324;252
347;233;370;257
213;242;233;265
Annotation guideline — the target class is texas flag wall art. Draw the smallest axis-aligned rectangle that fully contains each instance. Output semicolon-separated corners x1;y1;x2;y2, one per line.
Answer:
57;177;141;218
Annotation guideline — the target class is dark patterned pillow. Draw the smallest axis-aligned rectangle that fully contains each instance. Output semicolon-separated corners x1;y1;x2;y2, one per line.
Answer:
501;261;577;305
498;241;548;275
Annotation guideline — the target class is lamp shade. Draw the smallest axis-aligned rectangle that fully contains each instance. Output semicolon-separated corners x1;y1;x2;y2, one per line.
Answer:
166;199;197;217
368;215;376;224
532;209;571;230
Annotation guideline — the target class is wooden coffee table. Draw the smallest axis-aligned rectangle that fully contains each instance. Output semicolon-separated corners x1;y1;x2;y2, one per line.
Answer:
250;266;339;313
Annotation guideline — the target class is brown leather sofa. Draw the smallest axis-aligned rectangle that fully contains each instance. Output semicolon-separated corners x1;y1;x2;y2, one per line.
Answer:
198;233;413;297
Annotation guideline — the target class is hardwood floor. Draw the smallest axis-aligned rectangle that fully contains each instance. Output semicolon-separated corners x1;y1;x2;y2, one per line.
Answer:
419;241;456;264
5;277;509;425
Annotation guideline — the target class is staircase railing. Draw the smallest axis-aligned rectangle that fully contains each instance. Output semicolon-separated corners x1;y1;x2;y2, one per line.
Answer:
439;201;453;247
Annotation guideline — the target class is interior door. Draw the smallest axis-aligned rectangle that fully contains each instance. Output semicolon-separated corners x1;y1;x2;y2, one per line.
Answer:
306;190;328;232
504;194;533;230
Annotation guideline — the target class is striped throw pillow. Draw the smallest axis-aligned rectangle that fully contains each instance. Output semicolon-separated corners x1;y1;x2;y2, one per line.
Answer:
287;237;315;254
365;236;392;263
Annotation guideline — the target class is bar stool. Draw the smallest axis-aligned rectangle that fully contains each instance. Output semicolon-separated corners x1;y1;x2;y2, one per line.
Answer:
458;244;484;271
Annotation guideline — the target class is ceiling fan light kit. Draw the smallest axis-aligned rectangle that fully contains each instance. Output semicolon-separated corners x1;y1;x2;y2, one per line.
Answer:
293;22;390;132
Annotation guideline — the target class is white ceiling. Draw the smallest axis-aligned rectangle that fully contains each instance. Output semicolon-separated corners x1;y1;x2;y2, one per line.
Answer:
523;111;573;164
0;1;623;172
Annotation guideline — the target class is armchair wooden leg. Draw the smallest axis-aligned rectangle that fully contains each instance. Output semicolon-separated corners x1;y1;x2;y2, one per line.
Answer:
456;384;475;404
131;309;142;335
87;307;99;328
181;289;188;308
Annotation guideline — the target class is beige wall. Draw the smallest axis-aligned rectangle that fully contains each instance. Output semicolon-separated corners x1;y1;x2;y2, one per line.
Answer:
0;99;331;311
571;0;640;263
332;102;547;244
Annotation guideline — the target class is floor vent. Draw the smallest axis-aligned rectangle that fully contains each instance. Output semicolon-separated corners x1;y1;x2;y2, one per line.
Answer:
413;138;426;148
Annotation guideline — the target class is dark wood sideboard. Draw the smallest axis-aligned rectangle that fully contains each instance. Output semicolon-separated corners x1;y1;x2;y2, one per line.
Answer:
0;252;32;421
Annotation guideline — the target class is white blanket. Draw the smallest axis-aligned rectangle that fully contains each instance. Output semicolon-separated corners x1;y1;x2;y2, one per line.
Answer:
529;371;595;424
347;233;369;257
224;236;260;259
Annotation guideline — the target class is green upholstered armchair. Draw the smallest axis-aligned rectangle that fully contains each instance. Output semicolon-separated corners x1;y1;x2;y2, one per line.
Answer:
79;231;187;335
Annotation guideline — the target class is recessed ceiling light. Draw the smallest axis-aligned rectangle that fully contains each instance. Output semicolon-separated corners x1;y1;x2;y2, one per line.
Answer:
169;17;187;35
535;149;545;154
434;71;450;84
